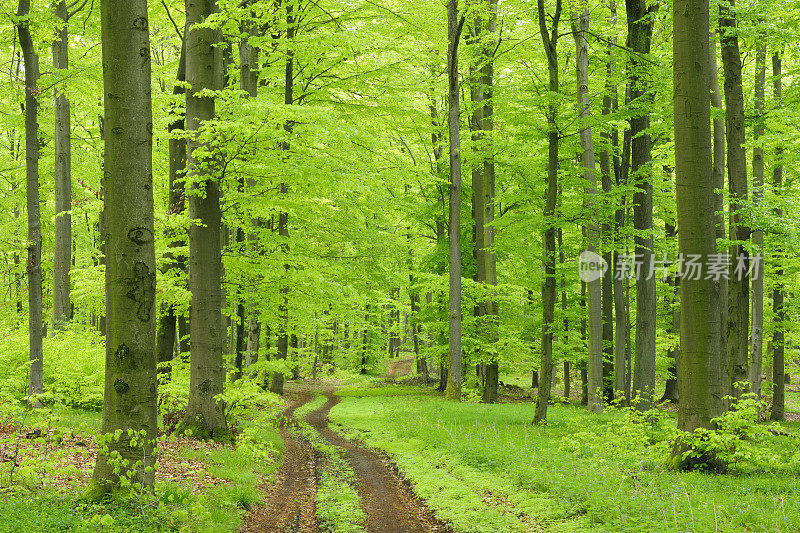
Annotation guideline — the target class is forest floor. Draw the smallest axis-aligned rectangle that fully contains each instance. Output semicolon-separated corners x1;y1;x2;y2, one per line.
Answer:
244;357;454;532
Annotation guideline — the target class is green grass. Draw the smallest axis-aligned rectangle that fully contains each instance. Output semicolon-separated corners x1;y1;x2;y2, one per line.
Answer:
328;391;800;533
335;385;433;397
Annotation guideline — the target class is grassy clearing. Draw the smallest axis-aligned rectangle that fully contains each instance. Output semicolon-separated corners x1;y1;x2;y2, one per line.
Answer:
329;391;800;533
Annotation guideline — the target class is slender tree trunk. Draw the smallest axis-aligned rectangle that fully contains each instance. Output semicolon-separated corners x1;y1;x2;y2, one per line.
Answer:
15;0;43;402
481;0;499;404
626;0;657;410
89;0;157;493
52;0;72;329
572;6;603;413
749;43;766;397
580;281;588;406
673;0;724;454
534;0;562;423
661;222;679;403
710;32;728;409
155;41;187;379
771;51;785;422
558;229;570;399
182;0;230;441
445;0;465;401
720;0;749;400
271;1;295;395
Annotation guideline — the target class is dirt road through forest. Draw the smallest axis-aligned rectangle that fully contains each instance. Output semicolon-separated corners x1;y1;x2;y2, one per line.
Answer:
243;379;453;532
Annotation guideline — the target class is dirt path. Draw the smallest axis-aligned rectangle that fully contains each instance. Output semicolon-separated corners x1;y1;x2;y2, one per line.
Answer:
243;391;318;533
244;386;453;533
386;356;416;380
307;393;454;533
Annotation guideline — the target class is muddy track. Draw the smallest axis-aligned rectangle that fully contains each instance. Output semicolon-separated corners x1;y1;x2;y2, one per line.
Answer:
243;391;319;533
307;393;454;533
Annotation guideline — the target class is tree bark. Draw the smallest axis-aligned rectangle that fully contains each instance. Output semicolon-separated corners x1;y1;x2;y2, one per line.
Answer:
661;222;679;403
749;43;766;397
444;0;465;401
182;0;230;441
626;0;657;410
481;0;499;404
720;0;749;401
709;31;728;409
572;5;603;413
771;51;785;422
15;0;43;402
673;0;724;441
155;40;187;379
534;0;562;423
271;0;295;395
89;0;157;493
52;0;72;329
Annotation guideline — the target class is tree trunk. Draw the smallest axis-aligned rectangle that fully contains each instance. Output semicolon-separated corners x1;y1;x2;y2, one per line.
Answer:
572;6;603;413
15;0;43;402
533;0;561;424
602;0;620;403
749;44;766;397
52;0;72;329
444;0;464;402
673;0;724;448
626;0;657;410
720;0;750;401
771;51;785;422
271;1;295;395
155;41;187;379
89;0;157;494
661;222;679;403
710;31;728;409
182;0;230;441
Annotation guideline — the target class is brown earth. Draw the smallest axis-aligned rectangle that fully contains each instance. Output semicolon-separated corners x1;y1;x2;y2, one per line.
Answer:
307;392;454;533
242;390;318;533
243;383;454;533
385;356;415;380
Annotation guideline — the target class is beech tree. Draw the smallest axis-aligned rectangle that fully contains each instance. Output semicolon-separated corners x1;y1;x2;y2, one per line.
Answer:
181;0;231;441
89;0;158;493
14;0;43;403
673;0;724;450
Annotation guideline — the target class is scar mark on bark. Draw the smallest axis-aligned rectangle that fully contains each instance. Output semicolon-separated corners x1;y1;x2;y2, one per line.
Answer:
132;17;148;31
199;379;211;399
127;227;153;245
126;261;155;322
114;379;129;394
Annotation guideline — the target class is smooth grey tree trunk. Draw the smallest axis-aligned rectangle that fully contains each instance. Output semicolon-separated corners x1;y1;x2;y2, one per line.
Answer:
572;6;602;413
673;0;724;445
89;0;157;494
534;0;561;423
771;51;785;422
709;32;728;409
155;41;187;378
445;0;465;402
52;0;72;329
721;0;750;401
749;44;766;397
271;2;294;394
626;0;657;410
182;0;230;441
15;0;43;403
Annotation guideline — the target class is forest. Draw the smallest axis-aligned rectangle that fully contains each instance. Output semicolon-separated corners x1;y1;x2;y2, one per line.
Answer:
1;0;799;530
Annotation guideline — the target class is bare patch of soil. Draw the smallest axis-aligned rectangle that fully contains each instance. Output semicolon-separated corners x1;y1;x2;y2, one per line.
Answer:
243;391;318;533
